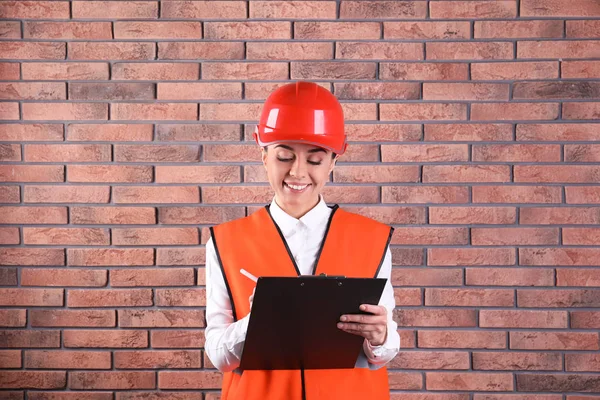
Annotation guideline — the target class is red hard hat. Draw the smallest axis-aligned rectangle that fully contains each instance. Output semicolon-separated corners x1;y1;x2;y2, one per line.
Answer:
254;81;347;155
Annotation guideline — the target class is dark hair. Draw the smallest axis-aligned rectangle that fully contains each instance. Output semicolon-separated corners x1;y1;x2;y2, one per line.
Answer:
263;146;337;159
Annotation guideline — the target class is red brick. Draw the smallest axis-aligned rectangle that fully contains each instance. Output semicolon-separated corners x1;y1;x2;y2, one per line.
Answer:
567;20;600;38
481;310;567;329
475;20;563;39
515;166;600;183
291;62;376;80
246;82;329;100
157;82;241;100
114;144;200;162
427;42;513;60
557;268;600;286
471;103;559;121
511;331;599;350
381;103;467;121
566;353;600;372
111;269;193;288
25;350;110;370
0;330;60;347
0;247;65;266
247;42;332;60
431;1;516;18
201;186;272;204
69;42;155;60
22;62;109;80
201;103;260;121
72;1;157;18
24;228;109;245
391;228;468;245
68;166;152;183
250;1;335;18
68;249;153;267
387;371;423;390
23;185;110;203
24;22;111;39
392;268;463;287
345;124;421;142
419;330;506;349
0;22;20;39
474;352;561;371
0;62;20;79
0;186;20;203
430;207;516;224
394;309;477;327
0;1;69;18
518;289;600;308
21;268;107;287
115;350;201;369
0;227;19;244
566;144;600;162
475;144;561;162
204;144;258;162
0;288;62;306
156;248;206;266
113;228;198;246
0;350;21;368
389;350;469;369
324;186;380;204
296;22;379;40
472;61;558;80
562;60;600;78
428;248;516;266
0;42;65;60
0;207;66;224
68;124;153;142
161;1;246;19
424;83;509;101
466;268;554;286
335;82;420;100
0;144;20;161
380;62;468;80
563;102;600;120
343;206;425;224
0;82;65;100
521;207;600;224
203;62;287;80
381;144;467;162
473;228;559;245
158;42;243;60
563;228;600;245
115;21;201;39
69;83;154;101
473;186;561;204
64;330;147;348
31;310;115;327
424;124;512;141
70;371;154;390
341;103;377;120
383;186;469;204
0;371;66;389
112;103;196;121
336;42;423;60
518;123;600;141
23;103;107;120
112;63;198;81
340;1;427;19
394;288;423;306
521;0;600;16
518;41;600;59
424;165;510;183
0;166;64;183
385;21;470;39
155;288;206;307
151;330;205;349
71;207;155;225
68;289;153;308
206;21;290;40
333;165;420;183
158;124;239;142
0;103;18;119
119;309;202;328
571;312;600;329
155;166;239;184
113;186;199;204
426;288;514;307
566;187;600;204
520;248;600;266
25;144;110;162
514;81;600;100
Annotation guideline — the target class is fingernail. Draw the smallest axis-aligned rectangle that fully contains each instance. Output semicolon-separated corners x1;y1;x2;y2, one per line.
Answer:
340;316;346;321
337;323;343;329
360;305;366;311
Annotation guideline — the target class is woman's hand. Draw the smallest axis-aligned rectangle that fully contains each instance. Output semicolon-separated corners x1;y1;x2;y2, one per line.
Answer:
337;304;388;346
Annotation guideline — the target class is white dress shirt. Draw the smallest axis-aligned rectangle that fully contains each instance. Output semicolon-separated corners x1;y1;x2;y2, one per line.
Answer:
205;196;400;373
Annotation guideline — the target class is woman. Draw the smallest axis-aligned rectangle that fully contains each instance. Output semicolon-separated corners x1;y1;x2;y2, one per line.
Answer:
205;81;400;399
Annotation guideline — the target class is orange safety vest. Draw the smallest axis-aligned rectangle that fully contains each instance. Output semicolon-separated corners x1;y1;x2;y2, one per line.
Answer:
210;204;394;400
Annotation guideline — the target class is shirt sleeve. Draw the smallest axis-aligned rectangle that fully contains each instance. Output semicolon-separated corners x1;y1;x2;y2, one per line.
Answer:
204;237;250;372
362;245;400;369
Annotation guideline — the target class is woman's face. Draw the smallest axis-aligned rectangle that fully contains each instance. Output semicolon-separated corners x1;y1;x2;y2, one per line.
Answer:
262;143;338;218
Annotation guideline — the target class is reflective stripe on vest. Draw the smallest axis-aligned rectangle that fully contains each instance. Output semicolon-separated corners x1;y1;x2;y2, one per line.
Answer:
210;205;393;400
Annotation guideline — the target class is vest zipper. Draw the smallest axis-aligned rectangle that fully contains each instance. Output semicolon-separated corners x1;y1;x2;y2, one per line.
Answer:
301;368;307;400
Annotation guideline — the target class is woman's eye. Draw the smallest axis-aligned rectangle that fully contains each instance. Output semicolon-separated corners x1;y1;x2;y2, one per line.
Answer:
277;157;293;162
308;160;322;166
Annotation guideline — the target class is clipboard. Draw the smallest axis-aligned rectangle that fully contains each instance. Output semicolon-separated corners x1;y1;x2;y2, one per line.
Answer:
239;275;386;371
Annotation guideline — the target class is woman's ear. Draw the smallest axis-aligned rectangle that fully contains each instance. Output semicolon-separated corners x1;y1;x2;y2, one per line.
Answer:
261;147;268;169
328;154;339;174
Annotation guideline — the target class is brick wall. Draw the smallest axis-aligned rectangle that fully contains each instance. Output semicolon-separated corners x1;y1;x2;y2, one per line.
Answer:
1;0;600;398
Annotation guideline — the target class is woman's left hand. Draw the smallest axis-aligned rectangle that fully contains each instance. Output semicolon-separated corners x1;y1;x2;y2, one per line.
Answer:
337;304;388;346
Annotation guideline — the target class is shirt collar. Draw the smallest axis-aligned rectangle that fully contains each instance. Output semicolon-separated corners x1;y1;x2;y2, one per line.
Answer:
268;195;331;237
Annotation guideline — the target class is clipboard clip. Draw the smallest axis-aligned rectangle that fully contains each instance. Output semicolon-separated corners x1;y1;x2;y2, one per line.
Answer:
300;273;346;279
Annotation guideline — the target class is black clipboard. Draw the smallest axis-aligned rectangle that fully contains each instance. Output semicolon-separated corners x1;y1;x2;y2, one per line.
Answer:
239;275;386;371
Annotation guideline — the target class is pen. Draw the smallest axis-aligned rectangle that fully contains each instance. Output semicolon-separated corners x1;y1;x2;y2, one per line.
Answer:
240;269;258;283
